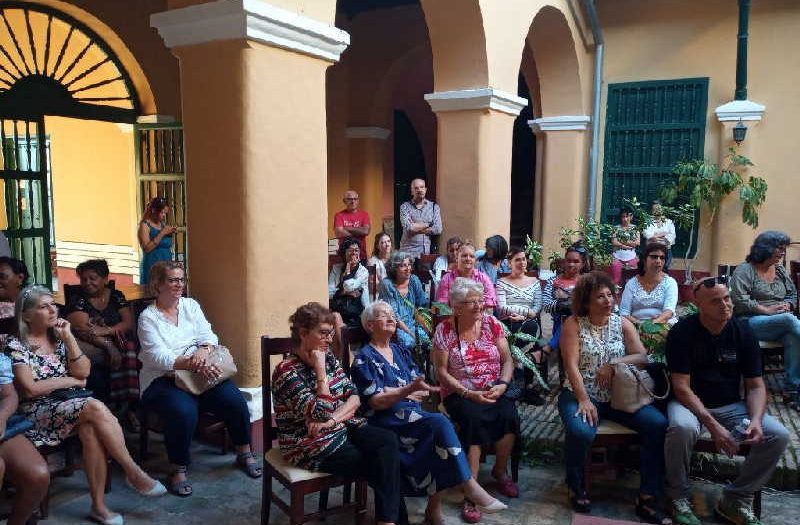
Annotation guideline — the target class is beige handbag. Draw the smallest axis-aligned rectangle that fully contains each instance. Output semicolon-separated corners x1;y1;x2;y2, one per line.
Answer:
175;345;238;395
610;362;669;413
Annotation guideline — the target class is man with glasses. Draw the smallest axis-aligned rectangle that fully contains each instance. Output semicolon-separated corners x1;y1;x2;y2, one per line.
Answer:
333;190;371;255
664;276;788;525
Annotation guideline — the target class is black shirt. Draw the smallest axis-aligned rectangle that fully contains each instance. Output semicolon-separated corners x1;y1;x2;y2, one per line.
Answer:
666;314;761;409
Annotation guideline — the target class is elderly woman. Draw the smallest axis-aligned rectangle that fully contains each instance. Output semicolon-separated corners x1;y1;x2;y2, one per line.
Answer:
65;259;139;428
0;256;27;321
435;243;496;311
379;251;429;353
329;237;371;327
138;196;177;285
353;301;506;525
433;278;519;522
8;285;165;525
611;206;641;285
368;232;392;283
0;351;50;525
558;272;670;523
138;261;259;498
542;244;591;352
432;236;463;284
476;235;511;285
272;302;404;525
620;243;678;327
730;231;800;408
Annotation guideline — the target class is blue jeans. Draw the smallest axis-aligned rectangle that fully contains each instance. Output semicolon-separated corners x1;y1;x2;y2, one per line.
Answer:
746;313;800;391
557;389;668;496
141;377;252;465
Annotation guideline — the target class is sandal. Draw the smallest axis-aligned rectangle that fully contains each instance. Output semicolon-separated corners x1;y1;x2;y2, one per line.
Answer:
461;499;481;524
492;473;519;498
167;466;192;497
568;489;591;513
636;496;672;525
236;451;263;478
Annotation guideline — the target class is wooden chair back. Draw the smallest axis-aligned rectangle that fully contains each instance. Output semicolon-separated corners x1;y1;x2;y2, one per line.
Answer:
261;336;294;451
717;264;737;277
337;325;368;374
620;267;639;288
365;264;377;303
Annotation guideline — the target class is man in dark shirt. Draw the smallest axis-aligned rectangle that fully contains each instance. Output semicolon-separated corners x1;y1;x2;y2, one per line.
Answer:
665;277;788;525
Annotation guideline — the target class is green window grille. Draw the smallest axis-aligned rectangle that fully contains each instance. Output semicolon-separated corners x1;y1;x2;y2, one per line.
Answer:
600;78;709;258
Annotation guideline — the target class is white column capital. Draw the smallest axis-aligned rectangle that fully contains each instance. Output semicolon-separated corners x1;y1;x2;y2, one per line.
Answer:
424;88;528;116
151;0;350;63
715;100;766;122
345;127;391;140
528;115;590;132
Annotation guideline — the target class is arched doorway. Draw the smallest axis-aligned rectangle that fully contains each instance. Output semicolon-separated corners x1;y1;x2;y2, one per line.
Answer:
509;73;535;247
392;109;427;244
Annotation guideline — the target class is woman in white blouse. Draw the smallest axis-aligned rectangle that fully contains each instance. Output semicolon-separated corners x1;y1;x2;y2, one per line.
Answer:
619;243;678;326
642;203;676;269
138;262;260;498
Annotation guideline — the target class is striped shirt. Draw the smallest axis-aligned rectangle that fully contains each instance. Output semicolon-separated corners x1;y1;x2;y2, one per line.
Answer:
495;278;542;319
272;353;365;470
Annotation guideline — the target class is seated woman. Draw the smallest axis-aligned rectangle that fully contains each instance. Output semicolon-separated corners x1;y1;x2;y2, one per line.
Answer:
138;261;260;498
730;230;800;409
352;301;506;525
542;244;590;352
558;272;670;523
496;246;544;405
433;278;519;522
610;206;641;285
328;237;371;327
379;251;429;353
367;232;392;283
620;242;678;327
0;256;27;320
475;235;511;285
8;285;165;525
0;351;50;525
432;236;463;285
435;243;496;311
65;259;139;428
272;302;404;525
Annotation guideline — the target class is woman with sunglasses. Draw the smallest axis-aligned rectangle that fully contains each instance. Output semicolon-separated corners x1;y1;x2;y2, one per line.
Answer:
729;230;800;409
272;302;405;525
433;278;519;522
620;243;678;327
138;262;259;497
138;197;177;285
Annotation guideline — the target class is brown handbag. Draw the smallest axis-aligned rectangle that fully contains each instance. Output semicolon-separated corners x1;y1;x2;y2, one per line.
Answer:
174;345;238;395
610;362;669;413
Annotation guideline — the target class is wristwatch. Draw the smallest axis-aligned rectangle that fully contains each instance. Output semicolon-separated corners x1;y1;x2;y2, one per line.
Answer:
494;380;511;387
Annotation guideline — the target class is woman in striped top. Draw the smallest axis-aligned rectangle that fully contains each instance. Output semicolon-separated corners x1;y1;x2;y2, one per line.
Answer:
272;302;404;525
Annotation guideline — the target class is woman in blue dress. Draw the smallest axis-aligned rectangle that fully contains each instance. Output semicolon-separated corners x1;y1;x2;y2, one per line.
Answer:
379;251;430;353
352;301;506;525
138;197;177;284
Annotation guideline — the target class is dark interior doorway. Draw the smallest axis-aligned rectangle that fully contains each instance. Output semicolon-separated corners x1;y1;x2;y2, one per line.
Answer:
393;110;427;247
509;73;536;247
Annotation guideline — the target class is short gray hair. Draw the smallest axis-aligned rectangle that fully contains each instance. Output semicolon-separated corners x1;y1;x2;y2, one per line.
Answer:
16;285;55;343
360;300;396;332
385;251;413;281
449;277;484;305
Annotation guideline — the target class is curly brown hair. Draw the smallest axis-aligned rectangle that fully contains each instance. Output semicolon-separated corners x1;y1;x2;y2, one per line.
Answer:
571;271;617;317
289;302;336;344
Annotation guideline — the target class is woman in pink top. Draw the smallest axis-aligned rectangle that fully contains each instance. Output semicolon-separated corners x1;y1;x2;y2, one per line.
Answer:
435;243;496;311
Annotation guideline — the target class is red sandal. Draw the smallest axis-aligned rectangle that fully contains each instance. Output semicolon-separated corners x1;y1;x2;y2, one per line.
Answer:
493;474;519;498
461;499;481;523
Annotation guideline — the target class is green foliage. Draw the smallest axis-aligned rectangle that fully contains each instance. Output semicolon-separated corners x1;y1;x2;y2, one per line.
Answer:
637;320;669;363
524;235;544;267
500;323;549;390
559;217;617;267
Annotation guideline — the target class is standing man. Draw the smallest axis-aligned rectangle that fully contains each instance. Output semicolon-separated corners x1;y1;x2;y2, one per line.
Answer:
664;276;789;525
333;190;370;255
399;178;442;257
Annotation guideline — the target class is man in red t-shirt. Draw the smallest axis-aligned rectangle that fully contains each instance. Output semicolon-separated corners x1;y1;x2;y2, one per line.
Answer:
333;190;370;255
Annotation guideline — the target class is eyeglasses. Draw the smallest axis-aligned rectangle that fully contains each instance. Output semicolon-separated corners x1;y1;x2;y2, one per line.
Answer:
344;197;359;201
647;254;666;260
372;315;396;322
693;275;729;293
458;300;484;308
316;328;335;339
167;277;186;284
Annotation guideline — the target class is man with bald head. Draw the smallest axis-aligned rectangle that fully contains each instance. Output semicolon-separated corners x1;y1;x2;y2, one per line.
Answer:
333;190;370;255
399;178;442;257
664;277;788;525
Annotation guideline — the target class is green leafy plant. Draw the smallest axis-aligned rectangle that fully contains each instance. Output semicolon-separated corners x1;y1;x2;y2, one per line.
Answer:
524;235;543;268
559;217;617;268
660;148;767;282
637;320;669;363
499;323;549;390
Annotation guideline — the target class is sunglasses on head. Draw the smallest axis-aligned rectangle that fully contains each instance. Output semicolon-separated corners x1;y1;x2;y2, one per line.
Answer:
569;245;588;254
693;275;729;293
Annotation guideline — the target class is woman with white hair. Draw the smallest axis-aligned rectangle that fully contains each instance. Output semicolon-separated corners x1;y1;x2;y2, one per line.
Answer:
7;285;165;525
352;301;506;525
432;278;519;522
379;251;429;353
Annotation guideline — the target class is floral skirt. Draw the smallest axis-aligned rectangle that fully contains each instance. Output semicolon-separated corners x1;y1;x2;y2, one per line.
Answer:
20;395;90;447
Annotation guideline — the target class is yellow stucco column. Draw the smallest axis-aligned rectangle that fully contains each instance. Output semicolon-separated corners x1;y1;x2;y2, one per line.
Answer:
710;100;766;270
425;88;527;245
345;127;391;238
152;0;349;394
529;115;590;264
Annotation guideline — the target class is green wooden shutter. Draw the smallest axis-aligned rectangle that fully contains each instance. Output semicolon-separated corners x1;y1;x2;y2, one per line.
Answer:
600;78;709;257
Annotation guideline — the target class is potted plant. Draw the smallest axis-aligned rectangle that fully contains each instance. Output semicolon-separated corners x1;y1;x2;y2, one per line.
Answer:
524;235;543;275
559;217;617;270
659;148;767;284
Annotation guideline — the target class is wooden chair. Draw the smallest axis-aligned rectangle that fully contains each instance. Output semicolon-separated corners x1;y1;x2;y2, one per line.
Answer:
717;264;737;277
261;336;367;525
365;264;378;303
620;267;639;288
